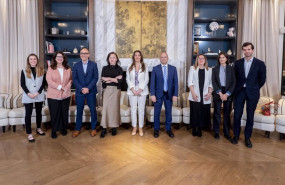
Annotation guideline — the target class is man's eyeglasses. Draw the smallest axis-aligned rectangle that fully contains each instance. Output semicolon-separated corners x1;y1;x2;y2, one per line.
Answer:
80;53;89;55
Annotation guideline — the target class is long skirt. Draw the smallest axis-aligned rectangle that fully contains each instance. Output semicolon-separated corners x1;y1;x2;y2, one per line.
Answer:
100;86;121;128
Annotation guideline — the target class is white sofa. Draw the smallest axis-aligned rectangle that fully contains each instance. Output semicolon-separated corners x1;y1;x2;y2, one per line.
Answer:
146;95;183;129
182;92;190;129
8;93;50;132
275;98;285;140
120;91;131;124
231;96;275;138
0;93;12;133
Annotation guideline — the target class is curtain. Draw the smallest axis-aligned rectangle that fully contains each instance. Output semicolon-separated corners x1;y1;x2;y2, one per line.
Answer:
242;0;280;100
0;0;39;96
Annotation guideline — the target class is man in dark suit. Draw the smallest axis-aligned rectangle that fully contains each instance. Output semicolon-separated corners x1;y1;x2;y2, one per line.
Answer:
72;48;99;138
232;42;266;148
150;52;178;138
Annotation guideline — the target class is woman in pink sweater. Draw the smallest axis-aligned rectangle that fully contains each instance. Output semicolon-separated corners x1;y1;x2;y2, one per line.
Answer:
46;51;72;139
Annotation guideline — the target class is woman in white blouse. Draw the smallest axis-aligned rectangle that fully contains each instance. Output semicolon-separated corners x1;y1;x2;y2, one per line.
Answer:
188;54;213;137
126;50;149;136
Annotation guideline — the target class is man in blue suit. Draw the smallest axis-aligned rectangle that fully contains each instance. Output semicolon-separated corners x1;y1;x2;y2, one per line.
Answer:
72;48;99;138
232;42;266;148
150;52;178;138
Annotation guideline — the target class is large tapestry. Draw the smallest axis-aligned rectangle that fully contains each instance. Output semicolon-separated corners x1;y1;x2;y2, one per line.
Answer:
116;1;167;58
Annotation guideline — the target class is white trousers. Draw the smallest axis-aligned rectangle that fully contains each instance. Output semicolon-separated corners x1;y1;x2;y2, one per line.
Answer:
129;88;147;128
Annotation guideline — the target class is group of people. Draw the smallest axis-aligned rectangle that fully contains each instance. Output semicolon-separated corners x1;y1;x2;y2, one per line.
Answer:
21;42;266;148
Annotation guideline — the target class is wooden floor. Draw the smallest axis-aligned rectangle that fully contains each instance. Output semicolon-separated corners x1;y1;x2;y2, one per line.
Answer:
0;124;285;185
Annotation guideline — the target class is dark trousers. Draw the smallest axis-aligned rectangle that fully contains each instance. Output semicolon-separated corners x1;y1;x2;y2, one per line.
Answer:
24;102;43;134
233;88;258;139
48;97;70;134
75;92;97;130
213;88;232;136
154;92;172;131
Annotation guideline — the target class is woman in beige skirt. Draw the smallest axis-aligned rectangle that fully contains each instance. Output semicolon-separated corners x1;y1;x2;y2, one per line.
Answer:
100;52;123;138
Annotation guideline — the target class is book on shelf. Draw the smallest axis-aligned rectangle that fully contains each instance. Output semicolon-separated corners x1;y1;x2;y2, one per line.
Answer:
45;41;54;53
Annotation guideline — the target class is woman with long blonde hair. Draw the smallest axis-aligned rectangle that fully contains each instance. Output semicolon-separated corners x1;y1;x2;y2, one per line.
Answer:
20;53;46;142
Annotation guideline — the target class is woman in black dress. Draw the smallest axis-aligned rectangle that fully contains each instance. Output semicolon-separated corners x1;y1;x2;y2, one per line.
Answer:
187;54;213;137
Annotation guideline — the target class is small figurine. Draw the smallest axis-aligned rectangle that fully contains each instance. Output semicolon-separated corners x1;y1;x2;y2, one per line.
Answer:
227;27;235;37
227;49;232;55
73;47;78;54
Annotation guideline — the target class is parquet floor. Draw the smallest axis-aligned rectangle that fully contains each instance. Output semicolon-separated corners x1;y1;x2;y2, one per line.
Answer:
0;124;285;185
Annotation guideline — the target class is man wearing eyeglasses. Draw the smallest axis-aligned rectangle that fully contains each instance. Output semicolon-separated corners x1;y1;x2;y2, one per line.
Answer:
72;47;99;138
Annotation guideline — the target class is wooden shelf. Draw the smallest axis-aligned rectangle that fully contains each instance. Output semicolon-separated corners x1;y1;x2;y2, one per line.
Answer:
45;53;80;57
194;18;236;23
51;0;87;3
46;34;88;39
194;36;236;41
45;16;87;21
193;54;236;58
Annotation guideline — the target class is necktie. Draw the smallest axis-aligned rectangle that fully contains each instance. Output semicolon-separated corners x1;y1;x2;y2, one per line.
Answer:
163;66;168;91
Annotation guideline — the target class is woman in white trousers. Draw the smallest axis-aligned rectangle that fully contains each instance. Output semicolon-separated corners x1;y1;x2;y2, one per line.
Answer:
126;50;149;136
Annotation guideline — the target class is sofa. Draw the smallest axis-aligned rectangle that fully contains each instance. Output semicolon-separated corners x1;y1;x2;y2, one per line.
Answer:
0;93;12;133
275;98;285;140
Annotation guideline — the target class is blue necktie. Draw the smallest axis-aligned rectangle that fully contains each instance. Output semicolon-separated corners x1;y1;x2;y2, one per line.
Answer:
163;66;168;91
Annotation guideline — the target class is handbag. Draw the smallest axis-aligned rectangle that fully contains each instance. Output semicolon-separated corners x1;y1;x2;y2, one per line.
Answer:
261;101;279;116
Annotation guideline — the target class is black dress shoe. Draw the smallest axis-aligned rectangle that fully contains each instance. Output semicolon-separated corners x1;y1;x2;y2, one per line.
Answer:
61;130;67;136
51;132;57;139
197;128;202;137
231;136;239;144
100;128;107;138
154;130;159;138
192;127;197;136
214;133;220;140
111;128;117;136
224;135;232;142
167;130;174;138
245;138;253;148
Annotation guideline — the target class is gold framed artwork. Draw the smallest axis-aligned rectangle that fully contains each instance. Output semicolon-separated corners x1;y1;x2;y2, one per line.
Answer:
193;42;199;55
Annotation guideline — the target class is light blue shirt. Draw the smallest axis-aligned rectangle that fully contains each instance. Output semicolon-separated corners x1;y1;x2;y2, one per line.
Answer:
244;57;253;87
219;65;226;87
82;60;89;74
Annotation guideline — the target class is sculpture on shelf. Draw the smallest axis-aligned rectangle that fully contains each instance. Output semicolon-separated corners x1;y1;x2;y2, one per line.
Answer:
73;47;78;54
227;49;232;55
227;27;235;37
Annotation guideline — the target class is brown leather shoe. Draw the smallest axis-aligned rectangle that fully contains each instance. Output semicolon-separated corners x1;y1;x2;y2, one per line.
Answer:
90;130;97;137
72;131;80;138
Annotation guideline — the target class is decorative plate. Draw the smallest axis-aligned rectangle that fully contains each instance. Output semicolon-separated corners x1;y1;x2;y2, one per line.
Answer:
209;21;219;31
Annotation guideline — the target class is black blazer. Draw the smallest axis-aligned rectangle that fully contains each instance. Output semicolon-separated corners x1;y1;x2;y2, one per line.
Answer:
212;64;236;101
234;57;266;101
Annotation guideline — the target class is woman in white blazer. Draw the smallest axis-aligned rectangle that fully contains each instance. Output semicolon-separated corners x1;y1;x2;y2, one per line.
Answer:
126;50;149;136
188;54;213;137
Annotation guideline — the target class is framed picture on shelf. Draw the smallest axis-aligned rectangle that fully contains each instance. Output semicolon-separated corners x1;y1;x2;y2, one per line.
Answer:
193;42;199;55
194;26;201;36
